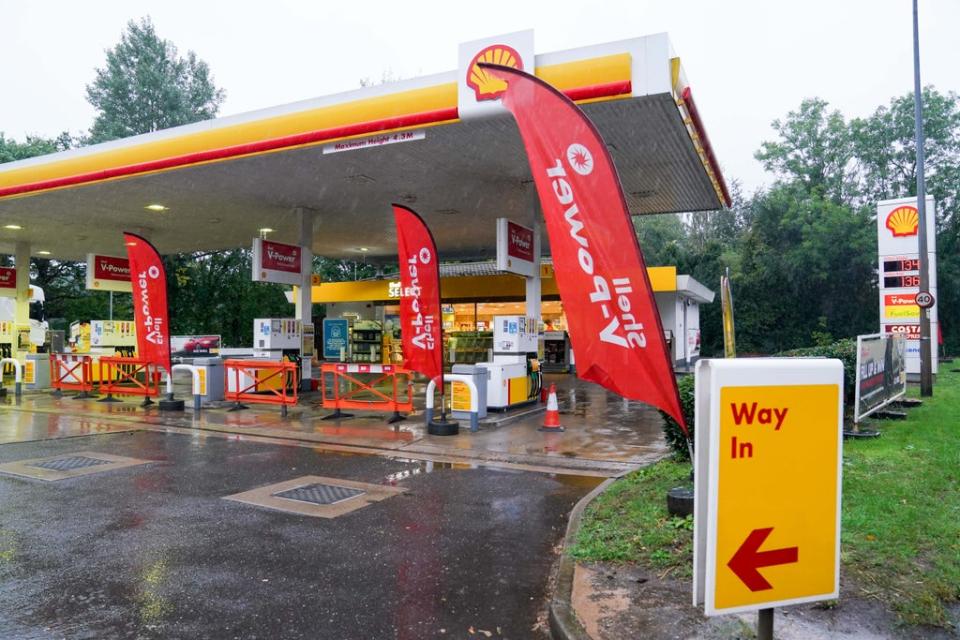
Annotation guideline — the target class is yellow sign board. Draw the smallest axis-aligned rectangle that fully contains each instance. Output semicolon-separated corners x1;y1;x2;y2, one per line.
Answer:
197;368;207;396
451;380;471;412
694;359;843;615
24;360;35;385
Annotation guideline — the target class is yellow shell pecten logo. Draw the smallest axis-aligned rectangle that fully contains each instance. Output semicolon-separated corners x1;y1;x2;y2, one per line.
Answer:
886;205;919;237
466;45;523;101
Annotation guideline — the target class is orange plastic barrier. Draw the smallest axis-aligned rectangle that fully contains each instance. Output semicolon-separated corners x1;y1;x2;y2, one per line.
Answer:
320;363;414;422
50;353;96;397
224;359;299;413
98;356;162;403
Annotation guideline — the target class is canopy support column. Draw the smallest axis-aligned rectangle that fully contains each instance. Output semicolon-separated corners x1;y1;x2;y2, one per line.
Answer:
295;208;314;391
525;186;542;339
14;241;30;354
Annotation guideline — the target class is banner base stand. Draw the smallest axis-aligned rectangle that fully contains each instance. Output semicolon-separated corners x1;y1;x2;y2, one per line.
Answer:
159;397;185;411
428;417;459;436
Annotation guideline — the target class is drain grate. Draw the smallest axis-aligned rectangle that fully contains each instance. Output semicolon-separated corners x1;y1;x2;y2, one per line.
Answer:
272;483;366;505
26;456;113;472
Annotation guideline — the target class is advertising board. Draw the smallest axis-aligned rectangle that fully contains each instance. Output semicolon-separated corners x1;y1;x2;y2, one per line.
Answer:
495;218;536;277
86;254;132;292
251;238;306;286
171;335;221;358
0;267;15;298
323;318;349;360
854;333;906;423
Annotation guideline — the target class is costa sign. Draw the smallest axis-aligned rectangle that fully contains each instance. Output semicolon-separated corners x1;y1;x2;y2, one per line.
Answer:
496;218;536;277
884;323;921;339
251;238;306;286
86;254;132;292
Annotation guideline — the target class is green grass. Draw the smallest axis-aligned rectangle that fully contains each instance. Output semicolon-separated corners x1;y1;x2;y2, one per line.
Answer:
571;366;960;627
569;459;694;578
841;367;960;626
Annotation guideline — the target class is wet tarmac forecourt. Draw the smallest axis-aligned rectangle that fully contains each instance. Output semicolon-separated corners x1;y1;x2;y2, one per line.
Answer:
0;428;600;639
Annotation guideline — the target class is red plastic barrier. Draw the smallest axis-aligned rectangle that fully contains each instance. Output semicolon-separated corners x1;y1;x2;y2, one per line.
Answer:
98;356;162;399
320;363;414;420
49;353;95;396
224;359;299;408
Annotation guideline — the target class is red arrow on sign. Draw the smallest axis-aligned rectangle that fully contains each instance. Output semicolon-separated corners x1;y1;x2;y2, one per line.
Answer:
728;527;799;591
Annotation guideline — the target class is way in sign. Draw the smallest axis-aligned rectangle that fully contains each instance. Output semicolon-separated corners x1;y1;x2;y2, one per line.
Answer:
729;402;789;459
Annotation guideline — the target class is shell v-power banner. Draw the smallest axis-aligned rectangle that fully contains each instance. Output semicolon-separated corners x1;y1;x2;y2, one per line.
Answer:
391;204;444;387
123;233;172;374
482;63;686;430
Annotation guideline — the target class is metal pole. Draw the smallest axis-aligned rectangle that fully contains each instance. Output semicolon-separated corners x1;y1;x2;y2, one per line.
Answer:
109;291;113;320
913;0;933;396
758;608;774;640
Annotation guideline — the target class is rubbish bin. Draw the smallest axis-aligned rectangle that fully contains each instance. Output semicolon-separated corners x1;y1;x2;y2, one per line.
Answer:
451;364;489;421
190;357;225;404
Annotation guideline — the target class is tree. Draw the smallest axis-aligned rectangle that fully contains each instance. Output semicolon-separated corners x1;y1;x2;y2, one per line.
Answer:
733;184;876;353
163;250;290;347
0;132;73;164
86;17;225;143
755;98;854;204
851;87;960;216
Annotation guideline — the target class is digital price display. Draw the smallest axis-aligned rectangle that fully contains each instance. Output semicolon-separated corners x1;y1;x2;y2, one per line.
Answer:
883;258;920;273
884;274;921;288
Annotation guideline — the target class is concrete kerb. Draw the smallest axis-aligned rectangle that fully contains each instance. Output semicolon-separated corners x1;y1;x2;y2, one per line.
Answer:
549;476;618;640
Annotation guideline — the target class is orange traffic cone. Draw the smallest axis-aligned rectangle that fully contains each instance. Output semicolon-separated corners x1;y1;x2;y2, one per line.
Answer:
540;384;564;432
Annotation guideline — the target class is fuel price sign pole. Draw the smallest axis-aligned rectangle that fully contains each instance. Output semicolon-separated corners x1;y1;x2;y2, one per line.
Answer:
693;359;843;639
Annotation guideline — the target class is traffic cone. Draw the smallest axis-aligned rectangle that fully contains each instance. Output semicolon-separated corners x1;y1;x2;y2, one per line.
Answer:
539;384;564;432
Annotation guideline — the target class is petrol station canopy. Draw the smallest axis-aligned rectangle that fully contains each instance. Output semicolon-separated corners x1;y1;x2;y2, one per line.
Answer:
0;32;729;262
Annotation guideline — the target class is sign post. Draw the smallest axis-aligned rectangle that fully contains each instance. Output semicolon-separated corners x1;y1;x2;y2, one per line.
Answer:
876;197;937;381
694;358;843;635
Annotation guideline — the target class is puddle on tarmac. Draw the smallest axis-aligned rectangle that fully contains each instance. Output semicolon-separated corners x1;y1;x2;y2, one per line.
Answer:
382;457;603;490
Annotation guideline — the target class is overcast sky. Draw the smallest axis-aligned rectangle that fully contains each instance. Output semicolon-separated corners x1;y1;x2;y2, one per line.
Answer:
2;0;958;193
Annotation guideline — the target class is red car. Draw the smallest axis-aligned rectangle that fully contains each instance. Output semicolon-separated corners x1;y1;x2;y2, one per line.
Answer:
182;336;220;352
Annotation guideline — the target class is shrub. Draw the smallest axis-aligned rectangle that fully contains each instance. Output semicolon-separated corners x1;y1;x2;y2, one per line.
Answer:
660;374;695;460
777;338;857;403
658;338;857;460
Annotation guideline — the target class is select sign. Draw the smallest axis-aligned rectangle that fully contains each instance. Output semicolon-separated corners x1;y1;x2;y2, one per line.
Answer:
915;291;935;309
693;358;843;615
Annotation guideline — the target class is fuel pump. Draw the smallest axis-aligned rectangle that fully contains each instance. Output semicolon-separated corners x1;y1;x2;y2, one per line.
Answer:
477;315;539;410
252;318;302;389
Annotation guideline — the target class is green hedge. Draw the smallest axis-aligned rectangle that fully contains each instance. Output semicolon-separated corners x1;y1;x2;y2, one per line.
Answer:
777;338;857;403
660;374;695;461
659;339;857;460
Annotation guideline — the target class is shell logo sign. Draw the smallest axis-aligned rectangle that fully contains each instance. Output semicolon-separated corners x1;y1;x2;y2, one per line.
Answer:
885;206;919;237
466;45;523;101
